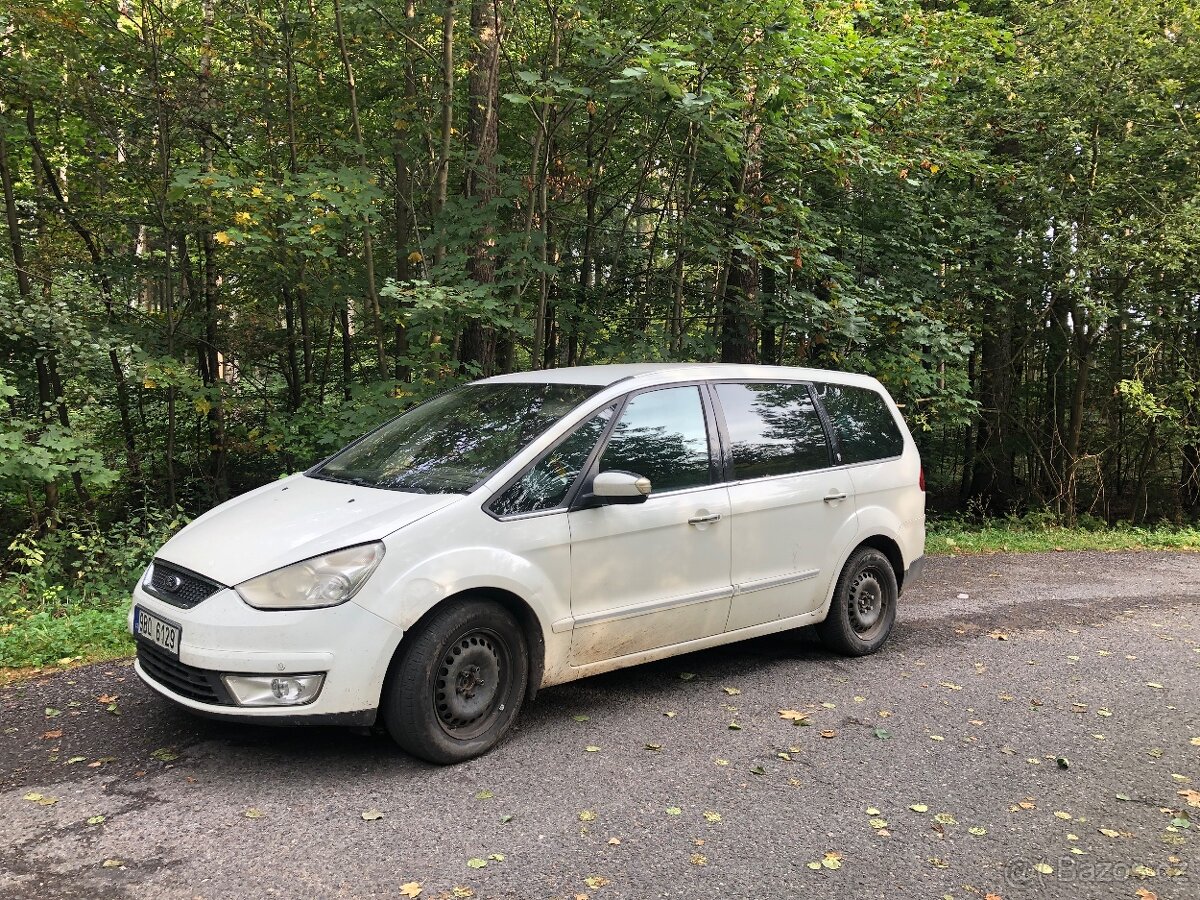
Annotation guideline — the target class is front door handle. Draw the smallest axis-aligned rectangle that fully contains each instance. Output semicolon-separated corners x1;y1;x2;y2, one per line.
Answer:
823;491;848;504
688;513;722;526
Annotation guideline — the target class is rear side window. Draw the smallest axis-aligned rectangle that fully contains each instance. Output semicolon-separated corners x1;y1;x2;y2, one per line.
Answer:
599;386;711;492
715;382;830;479
816;384;904;464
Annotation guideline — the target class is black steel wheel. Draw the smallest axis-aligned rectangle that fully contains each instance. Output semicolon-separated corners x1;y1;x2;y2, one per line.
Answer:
384;598;529;764
817;547;898;656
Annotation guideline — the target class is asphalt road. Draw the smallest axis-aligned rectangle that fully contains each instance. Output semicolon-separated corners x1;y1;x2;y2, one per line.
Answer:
2;552;1199;900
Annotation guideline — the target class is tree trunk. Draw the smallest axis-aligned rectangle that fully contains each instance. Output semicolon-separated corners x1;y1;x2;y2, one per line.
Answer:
459;0;504;376
333;0;388;378
432;0;456;267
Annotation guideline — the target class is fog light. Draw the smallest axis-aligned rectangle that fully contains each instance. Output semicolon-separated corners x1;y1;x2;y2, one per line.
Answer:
222;673;325;707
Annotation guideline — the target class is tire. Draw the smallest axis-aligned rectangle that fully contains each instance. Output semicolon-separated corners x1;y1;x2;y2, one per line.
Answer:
383;598;529;764
817;547;898;656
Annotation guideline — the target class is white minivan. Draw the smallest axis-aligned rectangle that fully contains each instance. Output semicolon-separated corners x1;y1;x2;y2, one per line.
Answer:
130;364;925;763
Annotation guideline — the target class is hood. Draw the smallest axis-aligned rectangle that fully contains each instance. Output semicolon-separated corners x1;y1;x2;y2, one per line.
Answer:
156;473;457;586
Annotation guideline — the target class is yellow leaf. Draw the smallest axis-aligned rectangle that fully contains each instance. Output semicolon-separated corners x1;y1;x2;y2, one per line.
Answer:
143;377;157;389
250;186;265;198
213;231;233;246
407;251;423;264
399;883;422;898
234;211;252;225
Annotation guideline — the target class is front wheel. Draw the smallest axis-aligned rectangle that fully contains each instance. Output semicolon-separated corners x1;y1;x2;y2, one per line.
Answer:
383;598;529;764
817;547;898;656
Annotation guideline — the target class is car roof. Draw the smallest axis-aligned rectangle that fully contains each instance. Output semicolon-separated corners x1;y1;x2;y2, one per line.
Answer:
479;362;884;390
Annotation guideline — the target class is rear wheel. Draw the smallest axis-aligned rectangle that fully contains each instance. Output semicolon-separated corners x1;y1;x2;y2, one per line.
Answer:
383;598;528;764
817;547;898;656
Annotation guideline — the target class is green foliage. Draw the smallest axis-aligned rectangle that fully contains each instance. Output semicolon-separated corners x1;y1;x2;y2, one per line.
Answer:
927;514;1200;556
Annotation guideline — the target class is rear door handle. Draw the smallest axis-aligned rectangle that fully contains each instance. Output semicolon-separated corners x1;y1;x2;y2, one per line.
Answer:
688;513;722;525
823;491;848;504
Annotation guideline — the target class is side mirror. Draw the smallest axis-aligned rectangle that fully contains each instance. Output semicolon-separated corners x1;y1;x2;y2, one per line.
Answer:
589;470;652;505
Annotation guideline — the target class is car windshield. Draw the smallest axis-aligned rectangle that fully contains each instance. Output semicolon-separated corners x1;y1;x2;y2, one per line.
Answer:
311;382;601;494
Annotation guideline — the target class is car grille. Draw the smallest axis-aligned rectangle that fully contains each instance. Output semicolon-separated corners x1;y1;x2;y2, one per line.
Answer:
137;641;233;706
145;560;225;609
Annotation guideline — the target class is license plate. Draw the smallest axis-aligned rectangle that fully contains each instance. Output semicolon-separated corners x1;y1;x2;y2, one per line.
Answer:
135;606;182;657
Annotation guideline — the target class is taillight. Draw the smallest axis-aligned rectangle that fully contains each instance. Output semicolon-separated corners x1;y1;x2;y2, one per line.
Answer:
918;466;926;492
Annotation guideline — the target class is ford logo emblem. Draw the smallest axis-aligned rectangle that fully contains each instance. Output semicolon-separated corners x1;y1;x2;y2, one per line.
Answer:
164;574;184;592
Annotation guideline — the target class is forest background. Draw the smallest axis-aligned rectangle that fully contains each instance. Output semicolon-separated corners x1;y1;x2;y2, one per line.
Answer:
2;0;1199;665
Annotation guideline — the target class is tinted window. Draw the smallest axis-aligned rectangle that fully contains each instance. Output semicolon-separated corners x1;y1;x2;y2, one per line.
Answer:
314;382;599;493
492;407;614;516
816;384;904;464
599;387;711;492
715;382;830;478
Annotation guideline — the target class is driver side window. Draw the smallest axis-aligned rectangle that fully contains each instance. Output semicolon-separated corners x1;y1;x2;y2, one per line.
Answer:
599;386;712;492
491;407;614;517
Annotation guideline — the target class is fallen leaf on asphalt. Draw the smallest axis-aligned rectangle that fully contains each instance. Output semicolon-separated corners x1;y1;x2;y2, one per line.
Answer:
1178;790;1200;808
968;826;987;835
1130;865;1156;878
1033;862;1053;875
362;810;384;821
1146;682;1164;690
1135;890;1158;900
874;729;891;740
1098;828;1121;837
466;858;487;869
105;703;119;716
869;819;888;829
644;743;662;752
820;702;836;709
474;789;494;800
1017;800;1037;810
572;715;590;722
940;682;962;691
1097;709;1113;717
722;687;741;695
65;756;86;765
690;854;707;866
452;888;473;898
678;672;696;681
585;745;601;752
933;813;957;825
98;694;118;703
929;735;945;741
1053;811;1072;820
101;859;122;869
583;876;610;889
865;807;881;816
820;730;837;739
579;810;597;822
666;807;682;816
663;711;677;718
910;804;929;813
488;854;504;862
45;708;61;718
1116;794;1131;801
23;792;56;806
821;851;842;870
928;857;949;869
399;883;422;898
244;808;265;819
988;630;1008;640
87;757;116;768
500;815;513;824
749;765;766;776
87;815;105;826
151;748;178;762
703;810;721;823
714;758;729;766
1190;737;1200;747
878;710;892;718
607;837;621;845
41;729;62;740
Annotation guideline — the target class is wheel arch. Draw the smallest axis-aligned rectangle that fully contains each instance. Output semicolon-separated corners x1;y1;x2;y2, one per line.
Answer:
857;533;906;590
382;587;546;713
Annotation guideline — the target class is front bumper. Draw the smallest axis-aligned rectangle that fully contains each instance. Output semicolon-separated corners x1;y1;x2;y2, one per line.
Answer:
129;583;404;723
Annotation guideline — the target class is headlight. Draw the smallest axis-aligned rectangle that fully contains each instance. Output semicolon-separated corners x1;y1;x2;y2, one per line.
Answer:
235;543;385;610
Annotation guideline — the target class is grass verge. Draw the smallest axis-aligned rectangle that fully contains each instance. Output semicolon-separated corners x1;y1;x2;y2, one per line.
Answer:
927;518;1200;555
